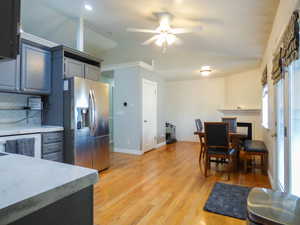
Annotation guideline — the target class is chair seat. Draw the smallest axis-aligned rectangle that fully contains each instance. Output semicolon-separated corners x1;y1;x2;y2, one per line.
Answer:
244;140;267;153
207;148;236;155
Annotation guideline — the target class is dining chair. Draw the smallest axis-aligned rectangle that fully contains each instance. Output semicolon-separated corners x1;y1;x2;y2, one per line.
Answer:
195;119;203;132
195;119;205;164
222;117;237;133
204;122;237;180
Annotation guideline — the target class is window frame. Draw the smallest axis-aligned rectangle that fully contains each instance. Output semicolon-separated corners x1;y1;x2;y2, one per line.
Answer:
262;84;269;129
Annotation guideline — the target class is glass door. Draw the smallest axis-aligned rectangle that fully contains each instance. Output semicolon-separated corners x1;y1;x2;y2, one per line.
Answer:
288;61;300;197
275;79;286;191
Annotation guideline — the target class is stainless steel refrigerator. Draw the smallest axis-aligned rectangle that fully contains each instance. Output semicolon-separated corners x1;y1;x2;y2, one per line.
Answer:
64;77;110;171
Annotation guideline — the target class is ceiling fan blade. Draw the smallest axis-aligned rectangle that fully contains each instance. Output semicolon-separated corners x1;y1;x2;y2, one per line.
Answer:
174;37;183;45
127;28;158;33
171;28;201;34
142;35;159;45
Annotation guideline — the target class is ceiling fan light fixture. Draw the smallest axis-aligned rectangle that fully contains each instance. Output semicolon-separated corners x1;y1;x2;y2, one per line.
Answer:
155;33;176;47
166;34;176;45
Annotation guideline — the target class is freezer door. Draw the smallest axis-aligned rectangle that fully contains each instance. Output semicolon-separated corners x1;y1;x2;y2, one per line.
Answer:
91;135;110;171
90;82;109;137
74;128;93;168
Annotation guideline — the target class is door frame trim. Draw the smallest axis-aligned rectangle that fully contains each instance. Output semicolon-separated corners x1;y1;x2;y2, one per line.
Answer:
142;78;158;153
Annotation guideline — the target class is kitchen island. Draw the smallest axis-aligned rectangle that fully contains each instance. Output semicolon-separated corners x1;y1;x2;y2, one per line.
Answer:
0;153;98;225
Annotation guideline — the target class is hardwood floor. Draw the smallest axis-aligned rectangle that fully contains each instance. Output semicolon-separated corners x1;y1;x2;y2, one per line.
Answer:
94;142;270;225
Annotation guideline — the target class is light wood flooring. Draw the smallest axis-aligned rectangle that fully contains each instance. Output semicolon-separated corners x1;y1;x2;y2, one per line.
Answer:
94;142;270;225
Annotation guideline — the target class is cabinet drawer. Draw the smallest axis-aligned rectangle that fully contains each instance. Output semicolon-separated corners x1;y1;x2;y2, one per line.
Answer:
85;64;100;81
42;142;63;154
64;57;85;78
42;132;63;144
42;151;63;162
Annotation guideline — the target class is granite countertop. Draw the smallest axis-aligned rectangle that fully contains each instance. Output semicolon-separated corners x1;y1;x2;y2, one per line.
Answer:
0;154;99;225
248;188;300;225
0;126;64;136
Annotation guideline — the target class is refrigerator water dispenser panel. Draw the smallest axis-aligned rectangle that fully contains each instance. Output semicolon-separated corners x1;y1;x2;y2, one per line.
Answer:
76;107;89;129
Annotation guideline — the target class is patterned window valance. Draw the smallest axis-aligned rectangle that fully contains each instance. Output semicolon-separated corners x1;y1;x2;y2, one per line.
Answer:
282;11;299;67
272;48;283;84
261;66;268;86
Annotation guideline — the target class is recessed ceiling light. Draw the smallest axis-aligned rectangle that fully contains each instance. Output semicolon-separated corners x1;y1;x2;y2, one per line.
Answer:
200;66;212;77
84;4;93;11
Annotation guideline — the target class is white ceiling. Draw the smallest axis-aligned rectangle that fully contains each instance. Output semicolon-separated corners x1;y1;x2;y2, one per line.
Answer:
21;0;279;80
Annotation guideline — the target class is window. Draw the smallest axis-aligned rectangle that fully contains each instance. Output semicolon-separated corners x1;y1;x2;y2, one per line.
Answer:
262;85;269;129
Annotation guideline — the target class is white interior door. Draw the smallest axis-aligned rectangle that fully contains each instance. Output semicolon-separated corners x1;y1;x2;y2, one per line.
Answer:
142;79;157;152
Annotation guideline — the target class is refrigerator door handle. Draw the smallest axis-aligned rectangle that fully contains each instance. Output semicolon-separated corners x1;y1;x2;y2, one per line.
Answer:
91;90;97;135
89;90;95;135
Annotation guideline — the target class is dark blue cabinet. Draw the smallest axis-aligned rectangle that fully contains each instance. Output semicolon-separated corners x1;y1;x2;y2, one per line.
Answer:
64;57;85;78
21;43;51;95
85;64;100;81
64;57;101;81
0;56;20;92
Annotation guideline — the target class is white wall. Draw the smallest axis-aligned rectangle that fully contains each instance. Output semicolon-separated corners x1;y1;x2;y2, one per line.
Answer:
113;67;141;153
166;78;225;142
225;69;261;109
165;69;262;142
111;65;165;154
258;0;299;188
223;69;262;140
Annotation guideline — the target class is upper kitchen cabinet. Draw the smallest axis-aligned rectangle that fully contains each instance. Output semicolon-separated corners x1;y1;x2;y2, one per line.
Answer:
0;0;21;60
64;57;85;78
21;42;52;95
85;64;101;81
0;56;20;92
55;46;102;80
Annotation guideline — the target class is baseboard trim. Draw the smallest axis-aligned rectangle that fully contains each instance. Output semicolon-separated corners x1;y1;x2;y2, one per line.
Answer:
114;148;143;155
268;170;275;189
156;141;166;148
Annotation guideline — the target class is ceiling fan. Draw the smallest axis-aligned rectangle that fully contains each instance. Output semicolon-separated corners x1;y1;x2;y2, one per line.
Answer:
127;12;201;53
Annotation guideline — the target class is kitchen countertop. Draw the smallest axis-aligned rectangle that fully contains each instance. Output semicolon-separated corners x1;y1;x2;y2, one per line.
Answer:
0;126;64;137
0;154;99;225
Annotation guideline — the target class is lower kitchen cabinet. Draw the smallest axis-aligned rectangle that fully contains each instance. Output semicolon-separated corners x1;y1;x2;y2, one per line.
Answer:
21;43;51;95
42;132;64;162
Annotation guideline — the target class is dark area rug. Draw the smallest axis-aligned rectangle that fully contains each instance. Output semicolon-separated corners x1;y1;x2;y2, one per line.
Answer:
203;182;251;220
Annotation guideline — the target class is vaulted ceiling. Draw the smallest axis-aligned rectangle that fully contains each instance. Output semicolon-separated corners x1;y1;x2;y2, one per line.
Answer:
22;0;279;80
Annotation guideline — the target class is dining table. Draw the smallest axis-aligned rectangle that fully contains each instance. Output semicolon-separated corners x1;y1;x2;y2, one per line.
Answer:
194;131;248;169
194;131;247;150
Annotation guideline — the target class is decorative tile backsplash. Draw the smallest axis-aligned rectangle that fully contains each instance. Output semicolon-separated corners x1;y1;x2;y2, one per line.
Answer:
0;93;41;127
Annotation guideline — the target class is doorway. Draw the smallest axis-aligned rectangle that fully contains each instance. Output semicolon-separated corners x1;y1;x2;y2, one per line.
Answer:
142;79;157;152
275;79;287;191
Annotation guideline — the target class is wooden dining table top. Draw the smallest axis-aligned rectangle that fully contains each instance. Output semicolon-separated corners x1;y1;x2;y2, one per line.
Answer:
194;131;247;139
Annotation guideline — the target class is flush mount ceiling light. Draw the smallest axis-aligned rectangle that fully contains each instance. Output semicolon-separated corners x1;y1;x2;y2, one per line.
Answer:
200;66;212;76
84;4;93;11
